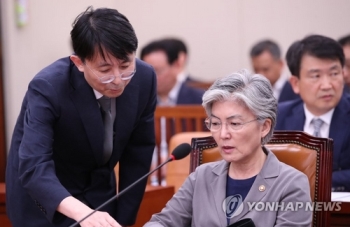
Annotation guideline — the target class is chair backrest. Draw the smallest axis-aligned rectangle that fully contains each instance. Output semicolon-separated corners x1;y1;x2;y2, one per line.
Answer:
155;105;208;143
189;130;333;227
166;131;211;192
153;105;208;185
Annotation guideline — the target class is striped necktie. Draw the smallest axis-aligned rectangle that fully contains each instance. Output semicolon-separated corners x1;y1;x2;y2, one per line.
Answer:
312;118;324;137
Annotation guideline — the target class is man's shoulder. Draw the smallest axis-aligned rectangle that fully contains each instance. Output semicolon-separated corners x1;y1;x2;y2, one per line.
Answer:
278;98;303;112
335;92;350;114
275;99;304;129
132;59;156;84
281;80;293;92
279;81;300;102
136;58;155;73
340;91;350;104
176;82;205;105
125;59;155;93
35;57;72;79
180;82;205;95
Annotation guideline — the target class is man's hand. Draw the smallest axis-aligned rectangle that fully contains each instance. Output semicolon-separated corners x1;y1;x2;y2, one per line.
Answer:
79;210;121;227
57;196;121;227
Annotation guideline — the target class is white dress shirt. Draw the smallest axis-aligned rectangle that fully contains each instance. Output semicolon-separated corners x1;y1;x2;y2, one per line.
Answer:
303;104;334;138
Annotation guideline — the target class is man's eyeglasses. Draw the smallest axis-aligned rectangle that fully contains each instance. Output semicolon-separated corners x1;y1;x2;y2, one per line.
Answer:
85;64;136;84
204;117;259;132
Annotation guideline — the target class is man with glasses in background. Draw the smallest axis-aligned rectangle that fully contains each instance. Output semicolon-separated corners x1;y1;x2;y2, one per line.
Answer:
6;7;156;227
275;34;350;192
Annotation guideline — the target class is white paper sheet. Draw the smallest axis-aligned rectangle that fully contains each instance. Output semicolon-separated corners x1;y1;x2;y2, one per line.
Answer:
331;192;350;202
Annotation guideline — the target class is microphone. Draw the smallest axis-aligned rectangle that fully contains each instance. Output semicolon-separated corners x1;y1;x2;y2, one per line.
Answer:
69;143;192;227
169;143;192;160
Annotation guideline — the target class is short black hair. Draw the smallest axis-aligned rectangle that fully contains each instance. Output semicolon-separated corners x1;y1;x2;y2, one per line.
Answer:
140;38;187;65
338;34;350;47
70;6;138;62
250;39;281;60
286;34;345;77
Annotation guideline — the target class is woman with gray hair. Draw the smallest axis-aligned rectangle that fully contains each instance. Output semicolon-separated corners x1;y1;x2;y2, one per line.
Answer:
144;70;312;227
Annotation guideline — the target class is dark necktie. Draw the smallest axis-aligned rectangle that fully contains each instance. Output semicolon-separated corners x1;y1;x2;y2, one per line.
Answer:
312;118;324;137
98;96;113;163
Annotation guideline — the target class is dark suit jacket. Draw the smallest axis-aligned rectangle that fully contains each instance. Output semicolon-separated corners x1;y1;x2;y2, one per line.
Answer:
185;74;201;84
5;57;157;226
344;84;350;94
176;83;204;105
278;81;299;103
275;94;350;191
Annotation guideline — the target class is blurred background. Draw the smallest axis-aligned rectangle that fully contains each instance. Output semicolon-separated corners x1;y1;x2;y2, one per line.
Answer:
1;0;350;151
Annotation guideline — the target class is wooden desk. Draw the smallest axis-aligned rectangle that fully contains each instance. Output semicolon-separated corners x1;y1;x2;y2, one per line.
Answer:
132;185;174;227
330;202;350;227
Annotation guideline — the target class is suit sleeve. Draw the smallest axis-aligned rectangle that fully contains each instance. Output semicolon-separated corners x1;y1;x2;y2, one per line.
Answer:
116;69;157;225
18;78;71;222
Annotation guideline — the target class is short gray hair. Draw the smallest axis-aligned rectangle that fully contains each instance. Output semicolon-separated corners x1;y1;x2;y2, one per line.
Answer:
202;69;277;144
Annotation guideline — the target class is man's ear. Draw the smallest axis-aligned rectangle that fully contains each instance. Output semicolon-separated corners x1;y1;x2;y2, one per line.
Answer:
172;52;186;72
70;55;85;72
289;75;300;94
277;59;284;68
177;52;186;68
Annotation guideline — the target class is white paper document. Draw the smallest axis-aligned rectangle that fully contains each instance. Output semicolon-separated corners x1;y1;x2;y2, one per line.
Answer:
331;192;350;202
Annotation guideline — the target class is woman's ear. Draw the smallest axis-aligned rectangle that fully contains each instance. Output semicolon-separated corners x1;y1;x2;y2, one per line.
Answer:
70;55;85;72
261;118;272;138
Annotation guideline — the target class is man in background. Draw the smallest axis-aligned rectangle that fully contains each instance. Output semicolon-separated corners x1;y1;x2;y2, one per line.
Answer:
140;38;205;185
140;38;204;106
275;34;350;192
250;39;299;102
338;34;350;92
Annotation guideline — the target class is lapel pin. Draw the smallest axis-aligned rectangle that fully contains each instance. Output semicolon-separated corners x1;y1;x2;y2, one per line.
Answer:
259;185;266;192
